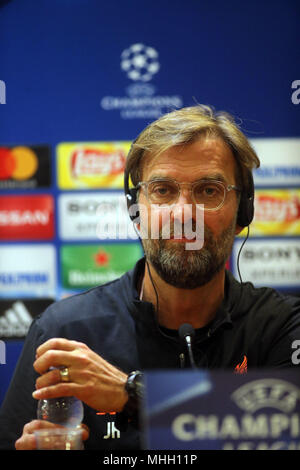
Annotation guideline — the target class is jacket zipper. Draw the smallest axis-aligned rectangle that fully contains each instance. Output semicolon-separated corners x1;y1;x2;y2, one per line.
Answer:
179;352;185;368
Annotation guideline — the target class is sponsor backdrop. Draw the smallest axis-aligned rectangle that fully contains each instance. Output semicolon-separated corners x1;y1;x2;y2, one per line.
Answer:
0;0;299;405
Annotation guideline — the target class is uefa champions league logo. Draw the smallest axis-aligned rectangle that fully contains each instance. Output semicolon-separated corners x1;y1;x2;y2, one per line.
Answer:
100;43;183;119
120;43;160;82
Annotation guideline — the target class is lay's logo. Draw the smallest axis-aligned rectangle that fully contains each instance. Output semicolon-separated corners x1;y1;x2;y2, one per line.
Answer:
239;190;300;236
254;193;300;223
71;147;125;177
57;142;131;189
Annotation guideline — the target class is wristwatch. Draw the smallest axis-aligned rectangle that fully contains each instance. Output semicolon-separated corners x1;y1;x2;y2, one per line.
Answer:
123;370;144;419
116;370;144;431
126;370;144;396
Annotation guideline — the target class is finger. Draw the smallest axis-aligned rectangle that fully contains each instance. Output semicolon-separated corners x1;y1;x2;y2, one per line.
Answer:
16;420;63;450
80;423;89;441
23;419;64;434
35;368;61;389
32;382;78;400
33;350;75;374
15;433;36;450
36;338;87;358
23;419;89;442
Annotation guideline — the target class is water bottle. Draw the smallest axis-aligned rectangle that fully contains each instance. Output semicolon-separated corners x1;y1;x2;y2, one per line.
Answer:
37;396;84;427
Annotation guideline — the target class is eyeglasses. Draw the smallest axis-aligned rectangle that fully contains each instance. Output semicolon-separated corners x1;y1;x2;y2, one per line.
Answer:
136;178;241;210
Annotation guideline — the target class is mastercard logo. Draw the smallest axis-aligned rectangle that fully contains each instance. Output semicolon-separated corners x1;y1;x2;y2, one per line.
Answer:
0;147;38;180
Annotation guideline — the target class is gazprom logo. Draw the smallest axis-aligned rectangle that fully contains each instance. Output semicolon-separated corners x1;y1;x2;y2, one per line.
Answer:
231;379;300;413
0;340;6;364
0;80;6;104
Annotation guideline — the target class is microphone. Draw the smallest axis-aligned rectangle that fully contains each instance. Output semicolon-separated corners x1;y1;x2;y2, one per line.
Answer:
178;323;197;369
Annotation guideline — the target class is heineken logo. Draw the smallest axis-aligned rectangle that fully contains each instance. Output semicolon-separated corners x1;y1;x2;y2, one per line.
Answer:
94;250;110;267
61;243;142;289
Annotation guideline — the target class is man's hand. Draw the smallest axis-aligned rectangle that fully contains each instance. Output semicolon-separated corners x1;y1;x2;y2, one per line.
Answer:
15;420;89;450
32;338;129;413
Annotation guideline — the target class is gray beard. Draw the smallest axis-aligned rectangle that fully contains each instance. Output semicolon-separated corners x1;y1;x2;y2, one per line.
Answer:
142;221;237;289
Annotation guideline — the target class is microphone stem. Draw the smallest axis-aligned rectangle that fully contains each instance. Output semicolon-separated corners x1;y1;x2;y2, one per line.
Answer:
186;336;197;369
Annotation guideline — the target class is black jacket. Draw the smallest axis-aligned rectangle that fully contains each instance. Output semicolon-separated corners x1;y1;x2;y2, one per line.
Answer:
0;257;300;450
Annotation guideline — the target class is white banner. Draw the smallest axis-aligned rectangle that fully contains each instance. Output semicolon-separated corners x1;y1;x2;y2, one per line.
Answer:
232;238;300;288
0;245;56;297
251;138;300;187
58;192;138;240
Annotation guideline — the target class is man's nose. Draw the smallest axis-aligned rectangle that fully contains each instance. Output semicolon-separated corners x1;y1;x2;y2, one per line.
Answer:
178;187;194;204
171;188;195;221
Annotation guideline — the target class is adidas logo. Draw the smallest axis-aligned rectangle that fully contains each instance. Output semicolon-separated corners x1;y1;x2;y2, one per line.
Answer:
0;301;33;338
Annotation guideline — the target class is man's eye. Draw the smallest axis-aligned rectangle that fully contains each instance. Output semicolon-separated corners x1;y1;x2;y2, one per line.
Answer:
151;183;175;196
155;186;170;195
194;185;214;197
203;186;217;196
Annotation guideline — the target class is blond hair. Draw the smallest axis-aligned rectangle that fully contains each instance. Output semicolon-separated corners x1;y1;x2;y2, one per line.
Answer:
125;105;260;191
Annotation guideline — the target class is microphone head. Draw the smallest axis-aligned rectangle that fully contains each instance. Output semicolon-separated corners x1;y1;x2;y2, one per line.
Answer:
178;323;195;341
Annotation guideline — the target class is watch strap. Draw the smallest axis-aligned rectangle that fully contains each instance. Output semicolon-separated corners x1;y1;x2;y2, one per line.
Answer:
116;370;144;431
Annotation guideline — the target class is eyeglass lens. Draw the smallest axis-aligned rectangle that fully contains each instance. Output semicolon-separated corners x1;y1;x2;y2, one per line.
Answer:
147;180;225;209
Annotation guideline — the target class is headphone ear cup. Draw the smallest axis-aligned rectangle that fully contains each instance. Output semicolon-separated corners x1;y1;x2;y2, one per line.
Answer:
126;188;140;222
237;171;255;228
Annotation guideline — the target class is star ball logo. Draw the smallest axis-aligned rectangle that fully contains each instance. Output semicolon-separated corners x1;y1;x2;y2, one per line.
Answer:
100;43;183;119
120;43;160;82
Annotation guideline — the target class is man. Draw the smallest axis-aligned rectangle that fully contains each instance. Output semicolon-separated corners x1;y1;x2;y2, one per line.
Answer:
0;105;300;450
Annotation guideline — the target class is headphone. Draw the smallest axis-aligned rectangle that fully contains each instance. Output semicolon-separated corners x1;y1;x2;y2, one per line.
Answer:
124;170;139;222
124;140;255;229
236;169;255;228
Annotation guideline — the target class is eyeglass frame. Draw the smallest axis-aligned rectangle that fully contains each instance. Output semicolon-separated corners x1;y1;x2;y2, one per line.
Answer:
135;178;242;211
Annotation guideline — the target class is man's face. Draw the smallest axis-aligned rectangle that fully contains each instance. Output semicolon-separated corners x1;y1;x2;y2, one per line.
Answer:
138;136;241;289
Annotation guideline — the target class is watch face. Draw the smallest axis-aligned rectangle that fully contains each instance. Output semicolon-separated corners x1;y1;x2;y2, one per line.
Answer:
127;371;144;399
